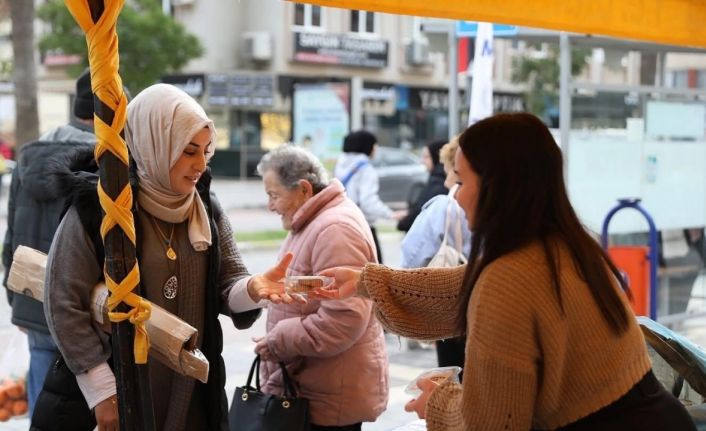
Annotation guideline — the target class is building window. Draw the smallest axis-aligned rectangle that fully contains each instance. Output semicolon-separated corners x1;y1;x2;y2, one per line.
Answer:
698;70;706;89
294;4;322;28
351;10;376;34
670;70;689;88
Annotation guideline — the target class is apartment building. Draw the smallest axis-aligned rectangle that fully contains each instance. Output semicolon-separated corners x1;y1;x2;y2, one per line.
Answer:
167;0;526;174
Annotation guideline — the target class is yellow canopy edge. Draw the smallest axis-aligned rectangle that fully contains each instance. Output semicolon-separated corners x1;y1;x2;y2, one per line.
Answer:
293;0;706;49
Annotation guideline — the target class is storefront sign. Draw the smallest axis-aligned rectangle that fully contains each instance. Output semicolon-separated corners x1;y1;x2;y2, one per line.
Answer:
229;75;274;107
362;83;396;115
206;74;274;107
293;32;388;69
404;86;524;112
162;74;205;98
207;74;229;106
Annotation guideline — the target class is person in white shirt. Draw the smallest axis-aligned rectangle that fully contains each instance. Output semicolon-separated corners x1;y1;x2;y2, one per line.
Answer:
333;130;405;263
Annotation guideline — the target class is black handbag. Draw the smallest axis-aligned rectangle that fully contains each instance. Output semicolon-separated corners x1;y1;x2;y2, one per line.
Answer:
229;355;310;431
30;353;96;431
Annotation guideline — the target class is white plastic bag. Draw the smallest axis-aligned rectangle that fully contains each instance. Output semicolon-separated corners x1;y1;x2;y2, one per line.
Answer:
0;326;30;421
0;327;29;379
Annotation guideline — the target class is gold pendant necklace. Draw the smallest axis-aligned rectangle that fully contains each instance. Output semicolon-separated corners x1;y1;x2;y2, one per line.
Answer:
149;215;179;299
151;216;177;260
166;247;177;261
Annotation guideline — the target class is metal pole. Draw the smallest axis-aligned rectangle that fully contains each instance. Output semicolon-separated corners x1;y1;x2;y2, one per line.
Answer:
559;32;572;180
351;76;363;131
655;51;665;88
448;21;459;140
85;1;155;430
237;111;247;180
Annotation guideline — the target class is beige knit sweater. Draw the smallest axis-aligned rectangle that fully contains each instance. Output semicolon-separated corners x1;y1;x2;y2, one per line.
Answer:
358;240;652;430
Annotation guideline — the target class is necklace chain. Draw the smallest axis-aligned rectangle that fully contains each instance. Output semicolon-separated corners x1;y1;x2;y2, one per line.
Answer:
149;215;177;261
148;215;179;299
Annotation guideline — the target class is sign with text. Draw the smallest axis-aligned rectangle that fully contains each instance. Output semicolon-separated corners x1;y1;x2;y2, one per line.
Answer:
206;74;274;107
402;86;524;113
293;32;388;69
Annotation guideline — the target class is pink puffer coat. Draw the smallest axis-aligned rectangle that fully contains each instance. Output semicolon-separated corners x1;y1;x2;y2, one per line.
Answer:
260;179;389;426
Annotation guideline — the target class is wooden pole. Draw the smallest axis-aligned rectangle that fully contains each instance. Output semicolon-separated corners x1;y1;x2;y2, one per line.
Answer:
84;1;155;429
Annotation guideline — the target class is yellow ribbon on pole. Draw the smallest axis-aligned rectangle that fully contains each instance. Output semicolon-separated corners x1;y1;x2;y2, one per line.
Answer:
65;0;151;364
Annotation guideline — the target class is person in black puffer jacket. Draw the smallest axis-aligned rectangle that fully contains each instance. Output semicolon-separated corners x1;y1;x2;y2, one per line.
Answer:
397;139;449;232
2;67;96;417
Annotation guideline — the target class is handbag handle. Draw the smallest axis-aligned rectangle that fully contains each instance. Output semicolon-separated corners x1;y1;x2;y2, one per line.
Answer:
246;354;262;390
247;355;300;399
278;361;299;399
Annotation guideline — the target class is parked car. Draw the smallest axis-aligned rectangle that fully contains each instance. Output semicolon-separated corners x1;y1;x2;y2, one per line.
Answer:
371;146;428;207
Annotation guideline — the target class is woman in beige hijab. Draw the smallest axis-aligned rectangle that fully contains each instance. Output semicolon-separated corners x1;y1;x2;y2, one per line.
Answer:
43;84;290;431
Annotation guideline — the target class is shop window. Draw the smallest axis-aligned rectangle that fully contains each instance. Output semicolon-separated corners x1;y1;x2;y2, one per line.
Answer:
294;4;323;28
350;10;376;34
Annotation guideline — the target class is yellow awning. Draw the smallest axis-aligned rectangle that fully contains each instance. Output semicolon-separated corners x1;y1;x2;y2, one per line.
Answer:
294;1;706;49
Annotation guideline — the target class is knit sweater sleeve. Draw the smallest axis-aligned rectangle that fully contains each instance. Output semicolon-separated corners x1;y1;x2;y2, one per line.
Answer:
426;259;540;430
357;264;466;340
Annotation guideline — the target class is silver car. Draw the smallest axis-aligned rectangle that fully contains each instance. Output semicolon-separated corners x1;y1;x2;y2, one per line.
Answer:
371;146;428;207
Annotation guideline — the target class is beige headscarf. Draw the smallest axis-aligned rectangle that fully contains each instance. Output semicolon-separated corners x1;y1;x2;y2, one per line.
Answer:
125;84;216;251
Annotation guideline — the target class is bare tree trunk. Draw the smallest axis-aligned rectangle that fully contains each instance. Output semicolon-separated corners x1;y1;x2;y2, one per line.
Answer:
10;0;39;149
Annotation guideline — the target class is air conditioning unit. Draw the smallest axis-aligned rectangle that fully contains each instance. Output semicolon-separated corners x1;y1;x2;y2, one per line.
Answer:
405;37;430;66
242;32;273;63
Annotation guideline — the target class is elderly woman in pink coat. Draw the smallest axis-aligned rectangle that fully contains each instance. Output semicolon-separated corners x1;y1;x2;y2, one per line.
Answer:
253;145;389;431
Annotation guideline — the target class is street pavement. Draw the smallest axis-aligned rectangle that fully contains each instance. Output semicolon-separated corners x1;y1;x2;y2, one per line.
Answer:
0;177;436;430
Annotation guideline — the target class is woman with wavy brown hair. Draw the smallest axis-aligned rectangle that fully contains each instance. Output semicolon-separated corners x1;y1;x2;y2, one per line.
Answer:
315;113;695;430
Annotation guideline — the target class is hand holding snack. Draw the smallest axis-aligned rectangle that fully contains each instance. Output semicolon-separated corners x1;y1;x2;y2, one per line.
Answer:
248;252;305;304
403;366;461;419
310;267;362;300
404;377;437;419
404;366;462;396
285;275;333;298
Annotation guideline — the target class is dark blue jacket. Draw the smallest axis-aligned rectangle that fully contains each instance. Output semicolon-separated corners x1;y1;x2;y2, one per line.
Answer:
2;139;95;333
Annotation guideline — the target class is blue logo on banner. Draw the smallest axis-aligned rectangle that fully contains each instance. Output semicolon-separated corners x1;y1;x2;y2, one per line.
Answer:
456;22;518;37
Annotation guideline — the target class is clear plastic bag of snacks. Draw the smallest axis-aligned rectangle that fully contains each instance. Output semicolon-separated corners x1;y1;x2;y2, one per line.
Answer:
284;275;333;297
0;328;29;421
404;366;462;396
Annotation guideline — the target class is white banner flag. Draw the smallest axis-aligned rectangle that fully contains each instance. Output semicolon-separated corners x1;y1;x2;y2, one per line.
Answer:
468;22;494;125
